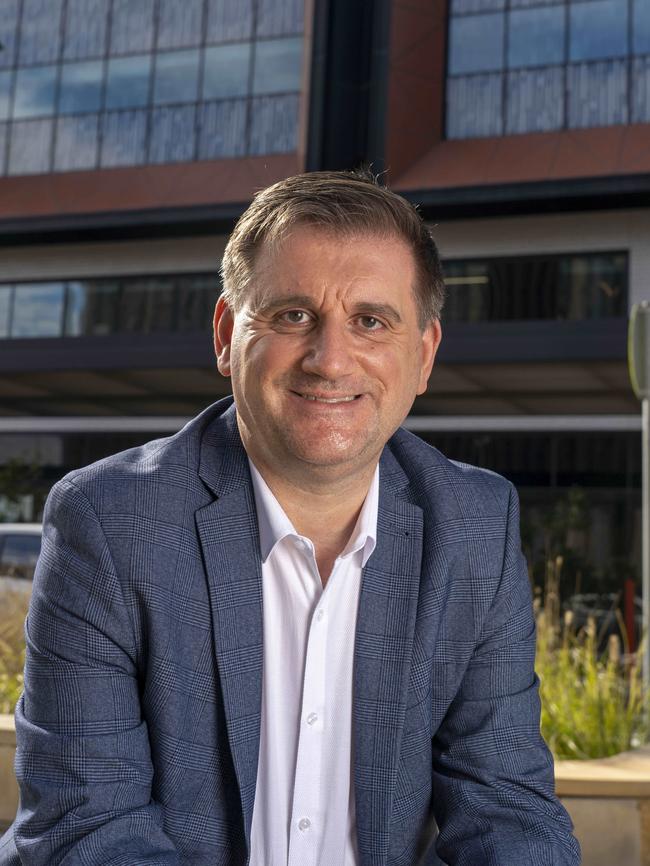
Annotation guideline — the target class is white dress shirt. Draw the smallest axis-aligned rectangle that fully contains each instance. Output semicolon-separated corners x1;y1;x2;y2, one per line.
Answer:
247;459;379;866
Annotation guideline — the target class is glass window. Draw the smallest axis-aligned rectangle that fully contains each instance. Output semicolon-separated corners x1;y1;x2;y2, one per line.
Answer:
0;286;12;337
252;37;303;95
54;114;99;171
198;98;247;158
0;533;41;581
0;0;20;69
249;93;299;153
176;274;220;331
109;0;155;55
11;283;65;337
157;0;204;49
0;71;12;121
206;0;254;43
106;55;152;109
64;280;120;336
256;0;304;37
19;0;64;64
448;13;504;75
149;105;196;162
8;118;53;175
446;73;503;137
63;0;110;60
570;0;628;62
203;43;252;99
100;108;147;167
13;65;57;119
506;67;564;133
567;59;628;127
118;278;175;333
59;61;104;114
632;55;650;122
633;0;650;54
0;121;6;175
508;6;565;68
153;50;200;105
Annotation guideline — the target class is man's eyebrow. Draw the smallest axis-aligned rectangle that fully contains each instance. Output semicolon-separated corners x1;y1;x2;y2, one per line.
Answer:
351;302;403;324
254;294;316;313
254;295;403;324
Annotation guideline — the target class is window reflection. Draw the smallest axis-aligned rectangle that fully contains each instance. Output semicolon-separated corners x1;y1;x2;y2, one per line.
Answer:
100;108;147;166
63;0;110;61
13;65;57;118
153;50;200;105
157;0;204;50
0;0;20;69
448;13;504;75
19;0;64;65
119;277;175;333
508;7;565;68
54;114;99;171
0;71;12;120
106;55;152;109
203;43;251;99
59;61;104;114
570;0;628;62
65;280;120;336
634;0;650;54
0;286;11;337
11;283;65;337
252;37;303;95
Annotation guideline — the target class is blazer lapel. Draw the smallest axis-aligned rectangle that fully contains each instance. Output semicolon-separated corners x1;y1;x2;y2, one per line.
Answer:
195;404;263;851
354;456;424;866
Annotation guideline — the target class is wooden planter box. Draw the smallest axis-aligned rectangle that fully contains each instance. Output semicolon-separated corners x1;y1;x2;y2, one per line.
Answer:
2;712;650;863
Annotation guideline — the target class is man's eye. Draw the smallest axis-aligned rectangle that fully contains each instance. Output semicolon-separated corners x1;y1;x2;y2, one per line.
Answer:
359;316;383;330
281;310;309;324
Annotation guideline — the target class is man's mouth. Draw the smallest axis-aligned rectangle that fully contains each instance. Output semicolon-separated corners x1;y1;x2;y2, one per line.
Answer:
295;392;360;404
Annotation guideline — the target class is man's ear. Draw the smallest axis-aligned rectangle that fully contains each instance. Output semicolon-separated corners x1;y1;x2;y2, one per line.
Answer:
213;295;234;377
416;318;442;395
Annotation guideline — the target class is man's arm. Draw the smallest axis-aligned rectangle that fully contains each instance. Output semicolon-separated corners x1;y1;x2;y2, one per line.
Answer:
431;484;581;866
7;478;180;866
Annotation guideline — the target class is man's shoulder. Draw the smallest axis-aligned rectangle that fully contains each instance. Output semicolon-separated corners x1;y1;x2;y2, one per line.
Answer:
387;425;514;515
53;397;236;507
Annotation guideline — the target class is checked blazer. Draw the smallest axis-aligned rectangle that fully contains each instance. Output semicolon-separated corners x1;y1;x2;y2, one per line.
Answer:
0;397;580;865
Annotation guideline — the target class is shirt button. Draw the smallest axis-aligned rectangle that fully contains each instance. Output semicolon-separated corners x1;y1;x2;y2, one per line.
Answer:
306;712;318;726
298;817;311;832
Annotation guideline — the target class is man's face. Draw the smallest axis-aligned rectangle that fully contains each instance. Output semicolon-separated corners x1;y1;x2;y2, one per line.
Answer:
214;225;441;485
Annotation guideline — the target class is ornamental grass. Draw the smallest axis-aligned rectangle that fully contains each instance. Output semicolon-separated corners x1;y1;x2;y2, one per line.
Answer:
535;556;649;760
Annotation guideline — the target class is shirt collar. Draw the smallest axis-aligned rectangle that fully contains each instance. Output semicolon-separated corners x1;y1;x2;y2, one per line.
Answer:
248;458;379;567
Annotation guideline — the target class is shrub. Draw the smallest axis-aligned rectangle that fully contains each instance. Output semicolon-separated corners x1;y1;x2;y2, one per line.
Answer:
0;590;28;715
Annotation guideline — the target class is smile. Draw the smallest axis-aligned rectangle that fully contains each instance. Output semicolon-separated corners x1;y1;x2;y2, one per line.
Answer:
297;393;359;403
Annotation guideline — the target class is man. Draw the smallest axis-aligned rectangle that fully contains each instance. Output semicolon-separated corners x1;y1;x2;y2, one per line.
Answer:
0;171;580;865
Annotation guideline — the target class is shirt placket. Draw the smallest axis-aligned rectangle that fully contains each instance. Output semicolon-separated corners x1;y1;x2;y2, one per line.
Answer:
287;564;330;866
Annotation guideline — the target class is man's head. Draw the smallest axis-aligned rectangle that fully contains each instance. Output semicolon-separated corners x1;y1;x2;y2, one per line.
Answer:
220;169;445;330
214;170;444;488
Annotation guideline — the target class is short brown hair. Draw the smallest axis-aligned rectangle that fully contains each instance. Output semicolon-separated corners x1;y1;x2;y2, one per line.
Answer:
220;169;445;327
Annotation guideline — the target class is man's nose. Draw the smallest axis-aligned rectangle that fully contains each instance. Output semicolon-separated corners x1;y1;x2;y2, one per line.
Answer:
301;320;357;380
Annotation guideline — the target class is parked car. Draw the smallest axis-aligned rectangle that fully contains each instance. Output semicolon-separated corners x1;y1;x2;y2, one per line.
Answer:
0;524;42;594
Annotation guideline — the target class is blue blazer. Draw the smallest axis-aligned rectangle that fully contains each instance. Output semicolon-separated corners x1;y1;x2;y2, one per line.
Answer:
0;398;580;865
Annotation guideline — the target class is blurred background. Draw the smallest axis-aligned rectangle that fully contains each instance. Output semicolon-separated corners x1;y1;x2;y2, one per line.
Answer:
0;0;648;644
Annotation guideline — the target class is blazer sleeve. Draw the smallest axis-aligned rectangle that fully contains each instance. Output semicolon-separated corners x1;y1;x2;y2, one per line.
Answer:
430;483;581;866
7;478;180;866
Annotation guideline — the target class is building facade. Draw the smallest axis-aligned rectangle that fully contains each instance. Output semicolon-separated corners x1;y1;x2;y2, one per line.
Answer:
0;0;646;625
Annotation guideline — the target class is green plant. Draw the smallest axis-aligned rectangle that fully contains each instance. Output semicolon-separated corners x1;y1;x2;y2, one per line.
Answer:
535;556;648;759
0;591;29;715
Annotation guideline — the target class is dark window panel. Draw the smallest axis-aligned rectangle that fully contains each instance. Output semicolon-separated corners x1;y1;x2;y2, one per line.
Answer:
19;0;64;64
634;0;650;54
197;98;247;158
100;108;147;167
149;104;196;163
508;6;565;68
506;66;564;133
118;277;175;333
157;0;204;49
0;285;11;335
569;0;628;63
567;60;628;128
632;55;650;122
153;49;200;105
203;43;251;99
256;0;304;37
106;55;152;109
63;0;110;60
450;0;504;10
446;73;503;138
54;113;99;171
249;93;299;154
176;274;220;331
0;70;11;120
252;37;302;95
64;280;121;336
13;64;57;118
58;61;104;114
0;121;6;175
448;13;504;75
11;283;65;337
0;0;20;69
109;0;155;55
8;117;52;174
205;0;254;43
510;0;564;6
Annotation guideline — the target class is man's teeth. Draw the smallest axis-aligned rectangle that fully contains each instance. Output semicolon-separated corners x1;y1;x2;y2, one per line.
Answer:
300;394;356;403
